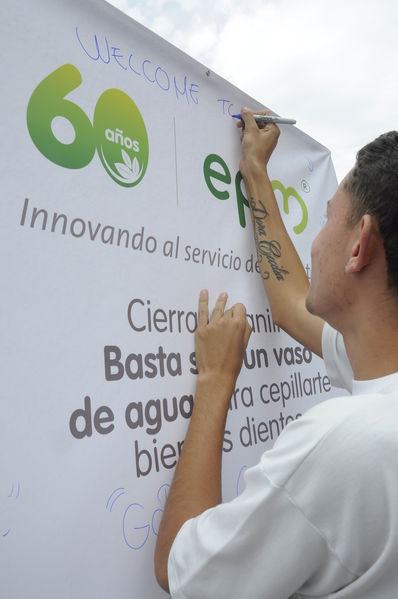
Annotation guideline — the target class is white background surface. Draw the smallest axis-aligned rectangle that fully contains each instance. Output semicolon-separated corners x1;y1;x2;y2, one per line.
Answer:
1;1;340;597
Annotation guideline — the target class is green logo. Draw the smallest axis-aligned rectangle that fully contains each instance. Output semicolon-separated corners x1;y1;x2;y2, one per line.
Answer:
272;180;308;234
203;153;308;233
26;64;149;187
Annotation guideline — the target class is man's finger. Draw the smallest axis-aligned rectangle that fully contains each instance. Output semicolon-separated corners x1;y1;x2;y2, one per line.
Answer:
227;303;252;345
210;292;228;322
241;107;280;135
198;289;209;328
255;108;272;116
231;302;246;319
244;322;252;348
254;108;272;130
240;107;259;133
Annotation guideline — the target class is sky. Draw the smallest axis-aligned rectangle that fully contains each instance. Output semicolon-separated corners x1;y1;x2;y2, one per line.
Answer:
106;0;398;182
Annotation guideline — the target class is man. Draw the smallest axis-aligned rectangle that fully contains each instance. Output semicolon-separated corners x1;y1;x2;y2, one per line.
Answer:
236;108;353;392
154;110;398;597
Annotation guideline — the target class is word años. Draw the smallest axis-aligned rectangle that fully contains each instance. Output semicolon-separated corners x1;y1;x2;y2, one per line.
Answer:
104;345;182;381
105;128;140;152
75;27;199;106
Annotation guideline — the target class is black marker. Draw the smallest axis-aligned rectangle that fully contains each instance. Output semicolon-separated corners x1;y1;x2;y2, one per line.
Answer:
232;113;296;125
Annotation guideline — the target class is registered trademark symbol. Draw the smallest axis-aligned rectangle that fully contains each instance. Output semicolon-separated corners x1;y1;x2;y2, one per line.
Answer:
301;179;311;193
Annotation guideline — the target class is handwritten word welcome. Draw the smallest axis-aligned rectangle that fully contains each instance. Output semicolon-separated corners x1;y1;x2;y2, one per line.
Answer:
75;27;200;106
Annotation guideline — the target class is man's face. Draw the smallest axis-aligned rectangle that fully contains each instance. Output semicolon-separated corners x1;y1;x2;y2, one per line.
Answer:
306;178;357;326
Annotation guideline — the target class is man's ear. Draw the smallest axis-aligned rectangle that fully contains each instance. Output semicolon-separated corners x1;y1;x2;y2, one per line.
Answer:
345;215;378;274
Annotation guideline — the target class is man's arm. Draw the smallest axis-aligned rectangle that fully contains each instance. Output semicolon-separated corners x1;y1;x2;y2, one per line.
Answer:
154;290;251;592
239;108;325;357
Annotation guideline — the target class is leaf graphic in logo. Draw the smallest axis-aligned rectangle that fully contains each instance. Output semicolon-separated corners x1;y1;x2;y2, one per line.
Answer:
98;145;144;185
132;157;140;177
121;148;132;170
94;88;149;187
114;153;142;183
115;162;133;179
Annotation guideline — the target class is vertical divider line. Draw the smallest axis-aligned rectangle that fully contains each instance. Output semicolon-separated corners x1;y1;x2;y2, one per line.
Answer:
173;116;179;207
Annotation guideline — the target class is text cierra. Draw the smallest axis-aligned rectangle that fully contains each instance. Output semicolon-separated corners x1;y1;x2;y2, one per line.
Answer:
127;298;280;335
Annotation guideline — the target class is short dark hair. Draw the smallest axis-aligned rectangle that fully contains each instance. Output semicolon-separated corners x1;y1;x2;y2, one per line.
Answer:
344;131;398;294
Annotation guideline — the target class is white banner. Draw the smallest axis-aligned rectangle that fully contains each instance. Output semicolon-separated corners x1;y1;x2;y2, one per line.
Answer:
1;1;338;597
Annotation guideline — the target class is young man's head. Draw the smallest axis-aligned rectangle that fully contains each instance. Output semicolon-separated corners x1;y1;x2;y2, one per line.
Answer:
306;131;398;329
344;131;398;295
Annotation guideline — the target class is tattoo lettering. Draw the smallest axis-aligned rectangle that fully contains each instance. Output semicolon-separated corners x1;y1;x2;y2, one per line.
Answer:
250;197;290;281
251;199;269;238
257;239;290;280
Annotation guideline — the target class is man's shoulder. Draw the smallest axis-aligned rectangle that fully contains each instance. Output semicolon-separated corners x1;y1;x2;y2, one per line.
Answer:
261;391;398;488
294;391;398;460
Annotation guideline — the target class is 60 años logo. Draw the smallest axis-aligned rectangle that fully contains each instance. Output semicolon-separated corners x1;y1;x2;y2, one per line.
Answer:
26;64;149;187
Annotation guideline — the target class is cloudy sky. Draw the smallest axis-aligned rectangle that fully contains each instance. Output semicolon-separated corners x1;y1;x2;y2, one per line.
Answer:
106;0;398;182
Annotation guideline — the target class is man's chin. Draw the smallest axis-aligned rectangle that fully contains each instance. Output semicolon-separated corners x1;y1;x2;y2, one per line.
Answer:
305;292;317;316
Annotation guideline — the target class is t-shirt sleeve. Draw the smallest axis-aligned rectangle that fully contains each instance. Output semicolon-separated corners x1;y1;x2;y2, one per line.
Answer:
321;322;353;392
168;397;362;599
168;397;364;599
168;464;329;599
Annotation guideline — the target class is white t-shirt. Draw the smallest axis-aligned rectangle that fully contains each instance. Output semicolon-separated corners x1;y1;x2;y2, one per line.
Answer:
168;371;398;598
321;322;353;392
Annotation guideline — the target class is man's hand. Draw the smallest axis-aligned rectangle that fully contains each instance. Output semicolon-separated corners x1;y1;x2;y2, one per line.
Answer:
238;107;280;179
195;290;252;398
154;291;251;592
237;106;325;357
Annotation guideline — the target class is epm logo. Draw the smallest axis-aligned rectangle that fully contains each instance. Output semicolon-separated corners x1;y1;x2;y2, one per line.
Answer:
204;153;309;233
27;64;149;187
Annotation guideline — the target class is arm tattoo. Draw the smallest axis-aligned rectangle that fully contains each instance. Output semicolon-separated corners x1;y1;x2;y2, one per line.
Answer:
250;198;290;281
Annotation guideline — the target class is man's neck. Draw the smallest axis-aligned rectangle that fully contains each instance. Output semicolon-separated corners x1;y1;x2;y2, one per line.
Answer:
343;318;398;381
